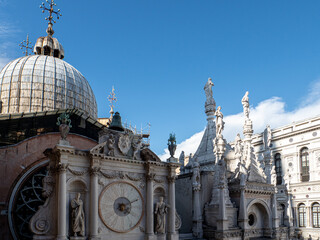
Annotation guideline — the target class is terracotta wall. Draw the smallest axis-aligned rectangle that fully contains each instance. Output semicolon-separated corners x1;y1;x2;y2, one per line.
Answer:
0;133;97;239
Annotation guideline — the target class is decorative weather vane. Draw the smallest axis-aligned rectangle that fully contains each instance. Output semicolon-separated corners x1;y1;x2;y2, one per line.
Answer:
19;34;32;56
108;86;117;120
40;0;62;36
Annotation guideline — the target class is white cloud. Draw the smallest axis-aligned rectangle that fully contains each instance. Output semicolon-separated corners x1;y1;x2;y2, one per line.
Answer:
159;80;320;161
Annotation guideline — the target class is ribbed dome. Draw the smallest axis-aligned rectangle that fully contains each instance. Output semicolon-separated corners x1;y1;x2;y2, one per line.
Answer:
0;55;97;118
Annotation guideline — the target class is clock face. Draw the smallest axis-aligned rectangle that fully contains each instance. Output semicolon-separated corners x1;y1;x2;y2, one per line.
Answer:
99;181;144;233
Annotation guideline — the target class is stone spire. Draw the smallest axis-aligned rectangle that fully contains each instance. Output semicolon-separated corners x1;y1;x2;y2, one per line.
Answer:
241;91;266;183
34;0;64;59
190;78;217;169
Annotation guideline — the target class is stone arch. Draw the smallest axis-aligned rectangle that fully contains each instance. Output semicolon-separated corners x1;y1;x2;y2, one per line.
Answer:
8;159;49;240
247;198;272;236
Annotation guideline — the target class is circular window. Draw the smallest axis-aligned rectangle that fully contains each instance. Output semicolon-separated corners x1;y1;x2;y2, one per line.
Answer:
9;163;48;240
248;213;255;226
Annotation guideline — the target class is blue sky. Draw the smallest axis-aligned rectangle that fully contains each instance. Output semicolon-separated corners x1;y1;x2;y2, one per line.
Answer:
1;0;320;156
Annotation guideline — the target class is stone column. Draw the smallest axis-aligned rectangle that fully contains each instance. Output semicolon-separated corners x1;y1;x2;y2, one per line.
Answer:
272;192;279;228
294;207;299;227
90;166;100;240
217;184;228;231
167;175;177;240
192;161;203;239
238;183;247;230
56;163;68;240
308;206;312;228
146;164;155;240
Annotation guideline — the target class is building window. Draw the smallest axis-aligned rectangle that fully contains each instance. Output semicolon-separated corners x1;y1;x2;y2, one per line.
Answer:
275;153;282;185
300;147;309;182
313;203;320;228
298;203;306;227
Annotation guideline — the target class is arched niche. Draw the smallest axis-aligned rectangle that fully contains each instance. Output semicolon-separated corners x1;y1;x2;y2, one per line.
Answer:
247;199;272;236
67;178;89;237
153;186;166;203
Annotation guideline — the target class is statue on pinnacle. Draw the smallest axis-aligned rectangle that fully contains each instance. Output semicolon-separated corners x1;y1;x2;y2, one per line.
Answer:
204;77;216;117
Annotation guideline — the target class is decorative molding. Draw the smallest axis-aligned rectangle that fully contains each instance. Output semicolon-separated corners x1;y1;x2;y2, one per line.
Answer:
68;167;88;176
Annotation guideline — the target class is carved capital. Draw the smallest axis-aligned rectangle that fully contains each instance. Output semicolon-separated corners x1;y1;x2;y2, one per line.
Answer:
90;167;101;176
192;183;201;191
56;163;68;173
167;175;176;183
146;172;156;181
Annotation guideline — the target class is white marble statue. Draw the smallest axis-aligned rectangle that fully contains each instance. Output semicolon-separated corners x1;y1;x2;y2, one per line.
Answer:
132;137;142;160
215;106;224;137
155;196;168;234
192;159;201;191
263;125;272;149
107;134;115;156
234;133;242;158
204;77;214;103
271;165;277;186
241;91;250;119
71;193;85;237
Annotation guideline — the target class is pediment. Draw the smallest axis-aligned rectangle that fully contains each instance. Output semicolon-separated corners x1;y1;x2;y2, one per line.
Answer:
140;148;161;162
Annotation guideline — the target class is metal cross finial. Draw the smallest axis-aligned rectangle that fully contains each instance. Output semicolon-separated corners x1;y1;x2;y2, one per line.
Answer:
19;34;32;56
108;86;117;117
40;0;62;25
40;0;61;36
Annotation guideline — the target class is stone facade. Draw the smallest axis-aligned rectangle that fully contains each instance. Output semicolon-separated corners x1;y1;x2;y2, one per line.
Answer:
177;78;320;240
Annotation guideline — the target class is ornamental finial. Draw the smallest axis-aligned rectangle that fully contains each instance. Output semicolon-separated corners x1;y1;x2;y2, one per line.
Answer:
108;86;117;120
168;133;177;158
40;0;62;36
19;34;32;56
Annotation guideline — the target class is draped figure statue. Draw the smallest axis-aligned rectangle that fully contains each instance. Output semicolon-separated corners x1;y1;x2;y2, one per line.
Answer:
215;106;224;137
71;193;85;236
241;91;250;119
154;196;168;234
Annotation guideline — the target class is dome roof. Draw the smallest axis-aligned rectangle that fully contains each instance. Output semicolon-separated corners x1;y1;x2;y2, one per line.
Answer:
0;55;97;118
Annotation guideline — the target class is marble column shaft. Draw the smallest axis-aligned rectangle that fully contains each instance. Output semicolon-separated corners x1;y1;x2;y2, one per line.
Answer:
90;169;99;239
146;174;154;238
57;164;67;240
168;177;176;234
238;187;247;230
272;193;279;228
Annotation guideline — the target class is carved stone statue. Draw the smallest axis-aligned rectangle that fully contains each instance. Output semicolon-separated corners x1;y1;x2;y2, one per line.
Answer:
154;196;168;234
192;159;201;191
179;151;185;172
132;137;142;160
71;193;85;237
263;125;272;149
204;78;216;116
215;106;224;137
107;134;115;156
204;77;214;103
271;165;277;186
234;133;242;158
241;91;250;119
